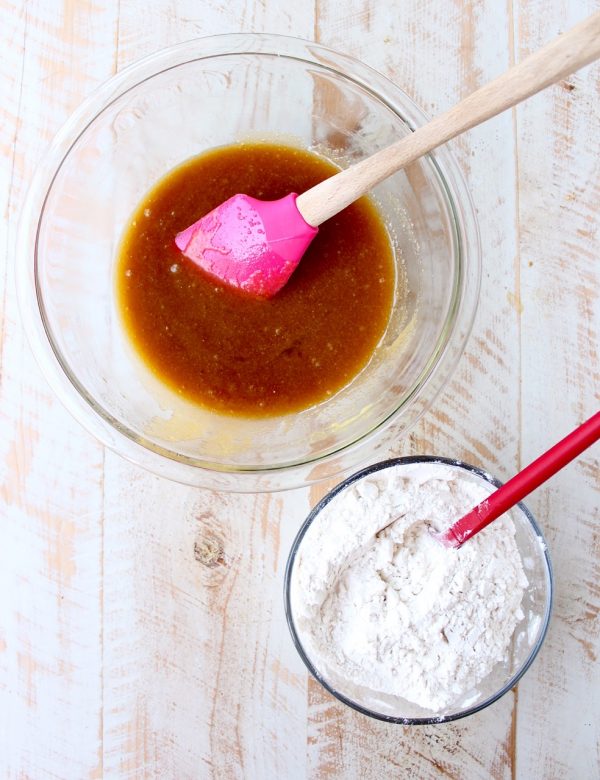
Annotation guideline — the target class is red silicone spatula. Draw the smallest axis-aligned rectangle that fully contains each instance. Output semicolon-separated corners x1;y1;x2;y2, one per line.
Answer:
176;12;600;297
434;411;600;549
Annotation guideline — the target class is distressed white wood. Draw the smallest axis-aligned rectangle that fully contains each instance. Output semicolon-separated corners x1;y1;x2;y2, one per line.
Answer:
103;3;315;778
512;1;600;777
299;11;600;226
308;2;522;777
0;2;117;778
0;1;598;778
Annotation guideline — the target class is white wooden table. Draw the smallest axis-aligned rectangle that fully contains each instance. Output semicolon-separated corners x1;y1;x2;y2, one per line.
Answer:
1;1;599;777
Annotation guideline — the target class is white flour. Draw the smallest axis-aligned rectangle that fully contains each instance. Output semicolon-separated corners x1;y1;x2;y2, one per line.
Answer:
290;462;528;712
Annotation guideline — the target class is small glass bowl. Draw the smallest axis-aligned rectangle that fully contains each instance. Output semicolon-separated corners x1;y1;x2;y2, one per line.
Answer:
284;456;553;724
17;34;480;492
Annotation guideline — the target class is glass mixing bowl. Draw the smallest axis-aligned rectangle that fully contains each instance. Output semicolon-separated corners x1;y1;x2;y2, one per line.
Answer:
17;34;480;491
284;457;553;724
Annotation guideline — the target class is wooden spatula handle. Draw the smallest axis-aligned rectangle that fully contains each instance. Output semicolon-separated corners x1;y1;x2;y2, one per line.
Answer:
297;11;600;227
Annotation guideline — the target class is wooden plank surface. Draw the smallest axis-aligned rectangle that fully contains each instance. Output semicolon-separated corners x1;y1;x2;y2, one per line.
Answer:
307;3;521;778
1;2;117;777
0;0;598;778
513;2;600;778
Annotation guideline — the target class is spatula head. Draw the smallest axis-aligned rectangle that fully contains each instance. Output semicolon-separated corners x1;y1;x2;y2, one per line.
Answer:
175;193;318;297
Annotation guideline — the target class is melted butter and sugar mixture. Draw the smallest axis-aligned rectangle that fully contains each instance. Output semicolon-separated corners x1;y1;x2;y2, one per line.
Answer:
117;143;398;417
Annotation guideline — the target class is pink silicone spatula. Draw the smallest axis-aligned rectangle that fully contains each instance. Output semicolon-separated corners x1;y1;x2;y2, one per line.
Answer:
176;12;600;297
434;411;600;549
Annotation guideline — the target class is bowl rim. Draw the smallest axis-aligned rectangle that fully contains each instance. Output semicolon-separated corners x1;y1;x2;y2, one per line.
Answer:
283;455;554;724
16;33;482;490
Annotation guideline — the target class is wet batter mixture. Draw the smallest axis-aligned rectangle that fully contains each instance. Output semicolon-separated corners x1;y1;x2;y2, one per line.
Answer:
116;142;397;417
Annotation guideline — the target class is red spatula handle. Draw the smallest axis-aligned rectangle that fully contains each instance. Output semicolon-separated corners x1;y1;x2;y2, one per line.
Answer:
440;411;600;548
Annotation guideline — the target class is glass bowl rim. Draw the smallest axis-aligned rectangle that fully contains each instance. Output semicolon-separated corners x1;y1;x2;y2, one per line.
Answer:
283;454;554;725
16;33;482;489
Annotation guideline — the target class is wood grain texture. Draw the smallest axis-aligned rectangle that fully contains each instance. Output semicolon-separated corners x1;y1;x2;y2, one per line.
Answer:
1;2;117;777
100;458;310;778
101;2;314;778
512;1;600;777
299;10;600;225
1;0;598;778
309;2;520;777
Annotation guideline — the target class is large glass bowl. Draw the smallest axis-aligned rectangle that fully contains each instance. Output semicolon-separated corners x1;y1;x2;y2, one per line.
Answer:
17;34;481;492
284;457;553;724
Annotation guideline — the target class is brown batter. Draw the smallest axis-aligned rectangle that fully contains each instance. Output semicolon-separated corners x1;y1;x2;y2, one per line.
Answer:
116;142;396;417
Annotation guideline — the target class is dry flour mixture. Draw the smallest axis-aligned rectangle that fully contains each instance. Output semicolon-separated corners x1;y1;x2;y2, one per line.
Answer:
291;462;528;711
